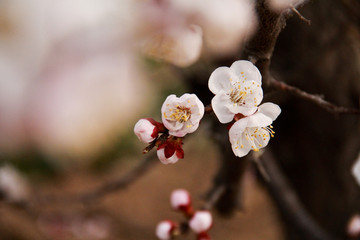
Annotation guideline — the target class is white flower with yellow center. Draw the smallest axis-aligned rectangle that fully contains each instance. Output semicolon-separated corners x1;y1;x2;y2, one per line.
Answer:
229;103;281;157
161;93;204;137
208;60;263;123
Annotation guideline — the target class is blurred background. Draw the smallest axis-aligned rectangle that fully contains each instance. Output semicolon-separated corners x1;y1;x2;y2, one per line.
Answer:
0;0;359;239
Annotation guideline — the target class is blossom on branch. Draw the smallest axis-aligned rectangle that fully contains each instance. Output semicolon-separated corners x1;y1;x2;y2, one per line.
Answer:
209;60;263;123
170;189;193;214
139;0;256;66
161;94;204;137
134;118;165;143
156;220;177;240
157;137;184;164
189;210;213;234
229;103;281;157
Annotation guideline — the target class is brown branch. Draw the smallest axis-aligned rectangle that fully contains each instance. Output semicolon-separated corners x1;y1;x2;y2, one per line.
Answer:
203;184;225;210
258;150;338;240
268;76;360;114
35;153;157;205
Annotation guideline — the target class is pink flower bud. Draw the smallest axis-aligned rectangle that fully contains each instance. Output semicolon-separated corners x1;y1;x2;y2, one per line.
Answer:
170;189;191;212
347;215;360;238
157;148;181;164
157;137;184;165
156;220;176;240
134;118;159;143
189;211;213;234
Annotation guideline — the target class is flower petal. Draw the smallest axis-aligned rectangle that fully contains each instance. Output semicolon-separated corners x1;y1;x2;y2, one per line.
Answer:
208;67;237;94
157;148;179;164
246;112;273;128
258;102;281;121
230;60;261;83
231;142;251;157
242;80;263;108
211;92;235;123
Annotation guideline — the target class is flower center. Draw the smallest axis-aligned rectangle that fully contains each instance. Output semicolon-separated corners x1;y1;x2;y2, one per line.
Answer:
167;106;191;123
229;88;247;105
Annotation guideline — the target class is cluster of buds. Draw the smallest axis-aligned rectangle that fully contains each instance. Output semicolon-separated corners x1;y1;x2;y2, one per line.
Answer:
156;189;213;240
134;94;205;164
208;60;281;157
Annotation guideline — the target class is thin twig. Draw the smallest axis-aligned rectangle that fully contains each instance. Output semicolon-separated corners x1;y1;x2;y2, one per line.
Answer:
291;7;311;25
268;76;360;114
35;153;157;205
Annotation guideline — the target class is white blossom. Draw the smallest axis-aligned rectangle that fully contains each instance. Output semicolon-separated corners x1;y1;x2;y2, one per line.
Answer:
170;189;191;210
142;25;203;67
161;94;204;137
139;0;256;66
156;220;175;240
229;103;281;157
0;165;29;202
189;211;212;233
134;118;158;143
209;60;263;123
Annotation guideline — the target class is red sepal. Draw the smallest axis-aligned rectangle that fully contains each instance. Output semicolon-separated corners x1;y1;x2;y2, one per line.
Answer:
197;232;211;240
175;147;184;159
164;144;176;158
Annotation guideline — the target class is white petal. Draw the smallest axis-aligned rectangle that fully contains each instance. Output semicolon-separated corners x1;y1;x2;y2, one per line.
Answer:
230;60;261;84
211;92;235;123
258;102;281;121
246;112;273;128
232;142;252;157
242;81;263;108
226;104;258;117
208;67;237;94
157;148;179;164
352;152;360;186
229;118;249;140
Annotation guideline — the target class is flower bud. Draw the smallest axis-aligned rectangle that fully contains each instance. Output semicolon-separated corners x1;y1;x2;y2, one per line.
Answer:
157;148;181;164
156;220;176;240
157;137;184;165
170;189;192;212
189;211;212;233
134;118;160;143
347;215;360;239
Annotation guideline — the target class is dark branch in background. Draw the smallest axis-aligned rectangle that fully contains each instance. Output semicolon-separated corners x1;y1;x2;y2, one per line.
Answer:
205;127;251;216
268;76;360;114
255;151;338;240
35;153;157;205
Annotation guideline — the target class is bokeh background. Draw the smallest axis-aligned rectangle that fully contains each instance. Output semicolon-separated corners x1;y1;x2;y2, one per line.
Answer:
0;0;359;239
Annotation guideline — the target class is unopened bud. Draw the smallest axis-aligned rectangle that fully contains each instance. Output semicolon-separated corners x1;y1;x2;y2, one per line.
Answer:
347;214;360;239
170;189;192;213
156;220;176;240
134;118;159;143
189;211;212;233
